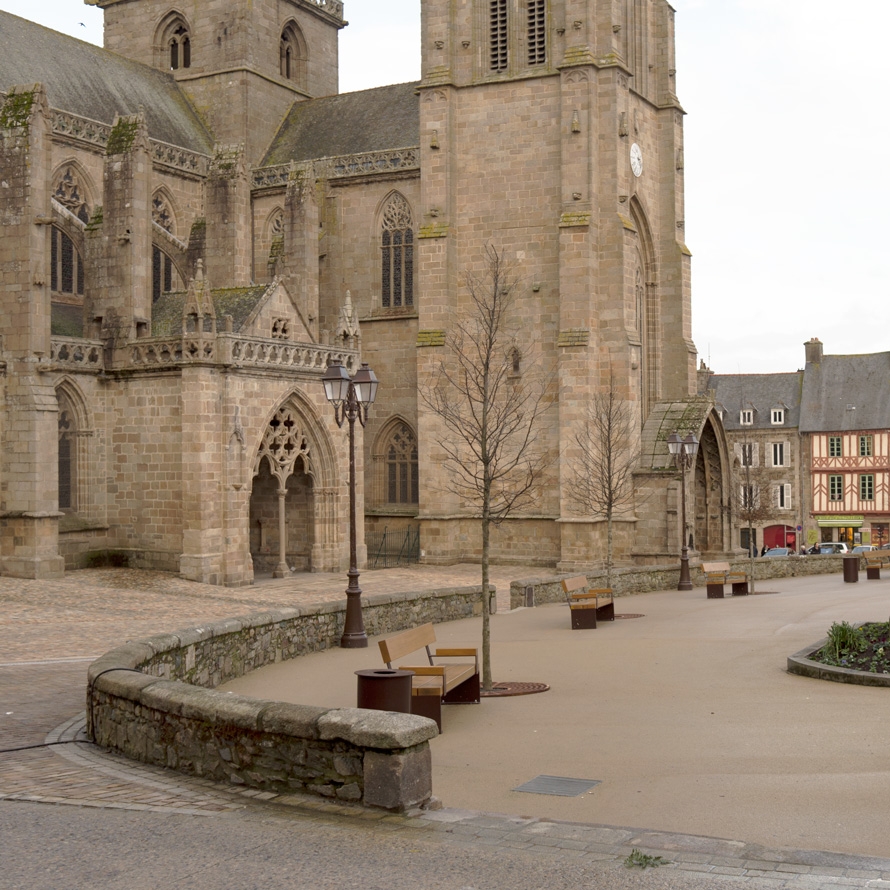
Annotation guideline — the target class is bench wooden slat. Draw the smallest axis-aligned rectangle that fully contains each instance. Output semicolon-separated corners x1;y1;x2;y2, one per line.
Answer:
378;623;434;666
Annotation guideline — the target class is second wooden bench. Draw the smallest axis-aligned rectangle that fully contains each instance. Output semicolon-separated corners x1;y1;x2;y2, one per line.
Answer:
701;561;749;598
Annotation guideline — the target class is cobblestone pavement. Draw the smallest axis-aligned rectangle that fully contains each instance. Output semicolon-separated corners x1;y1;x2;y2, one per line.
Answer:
2;567;890;888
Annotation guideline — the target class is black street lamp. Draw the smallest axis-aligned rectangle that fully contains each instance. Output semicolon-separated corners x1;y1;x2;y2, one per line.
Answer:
322;359;379;648
667;431;699;591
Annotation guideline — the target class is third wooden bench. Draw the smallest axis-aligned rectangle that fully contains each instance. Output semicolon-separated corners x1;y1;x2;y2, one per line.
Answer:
701;561;749;598
560;576;615;629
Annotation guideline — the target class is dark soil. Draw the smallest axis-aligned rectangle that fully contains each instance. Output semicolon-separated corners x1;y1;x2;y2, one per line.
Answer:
808;621;890;674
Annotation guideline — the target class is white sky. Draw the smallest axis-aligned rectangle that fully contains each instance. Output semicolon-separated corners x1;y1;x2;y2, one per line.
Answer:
2;0;887;376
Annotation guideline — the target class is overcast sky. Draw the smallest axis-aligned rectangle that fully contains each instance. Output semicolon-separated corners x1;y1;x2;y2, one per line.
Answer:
2;0;887;376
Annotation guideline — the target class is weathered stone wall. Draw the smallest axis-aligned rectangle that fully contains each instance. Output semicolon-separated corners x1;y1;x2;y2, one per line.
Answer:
88;584;486;810
508;555;850;609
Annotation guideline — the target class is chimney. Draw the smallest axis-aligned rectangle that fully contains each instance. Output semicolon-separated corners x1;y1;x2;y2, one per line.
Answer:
804;337;823;364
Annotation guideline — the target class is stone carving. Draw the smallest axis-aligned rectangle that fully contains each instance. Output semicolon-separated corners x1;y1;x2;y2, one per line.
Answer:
53;166;90;223
152;192;174;233
50;339;104;371
251;149;419;192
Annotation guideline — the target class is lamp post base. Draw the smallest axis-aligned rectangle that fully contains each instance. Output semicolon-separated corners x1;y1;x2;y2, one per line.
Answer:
340;570;368;648
677;546;693;591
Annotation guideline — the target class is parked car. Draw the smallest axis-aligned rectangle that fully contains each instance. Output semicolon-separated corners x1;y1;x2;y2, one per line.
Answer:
851;545;876;554
818;542;849;554
763;547;791;557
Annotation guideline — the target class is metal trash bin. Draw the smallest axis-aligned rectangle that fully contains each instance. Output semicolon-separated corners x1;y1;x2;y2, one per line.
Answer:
355;669;414;714
843;554;859;583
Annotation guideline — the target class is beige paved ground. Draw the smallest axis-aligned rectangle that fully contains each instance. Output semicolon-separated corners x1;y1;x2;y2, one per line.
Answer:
3;562;890;887
224;571;890;860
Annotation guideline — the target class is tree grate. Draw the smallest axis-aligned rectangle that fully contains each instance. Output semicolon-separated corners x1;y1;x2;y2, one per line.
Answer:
513;775;601;797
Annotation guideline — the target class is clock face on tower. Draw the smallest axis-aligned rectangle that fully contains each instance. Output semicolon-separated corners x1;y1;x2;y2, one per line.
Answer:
630;143;643;177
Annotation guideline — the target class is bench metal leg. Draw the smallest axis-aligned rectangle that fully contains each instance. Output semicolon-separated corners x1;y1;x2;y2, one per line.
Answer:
596;601;615;622
706;583;725;599
731;581;749;596
443;673;481;705
411;692;442;731
570;607;597;629
867;567;881;580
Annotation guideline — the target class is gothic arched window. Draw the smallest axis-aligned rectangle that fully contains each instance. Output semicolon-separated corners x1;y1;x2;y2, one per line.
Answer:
152;246;183;302
381;194;414;309
51;228;85;297
384;422;419;506
280;23;307;87
164;19;191;70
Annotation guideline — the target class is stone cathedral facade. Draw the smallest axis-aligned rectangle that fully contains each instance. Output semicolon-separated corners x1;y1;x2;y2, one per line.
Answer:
0;0;733;585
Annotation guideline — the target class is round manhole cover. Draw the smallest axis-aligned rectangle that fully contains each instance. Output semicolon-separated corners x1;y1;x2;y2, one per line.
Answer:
615;613;645;619
481;681;550;698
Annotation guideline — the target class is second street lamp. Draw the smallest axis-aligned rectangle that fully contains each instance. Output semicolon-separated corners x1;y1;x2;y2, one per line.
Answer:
322;359;379;648
667;431;699;591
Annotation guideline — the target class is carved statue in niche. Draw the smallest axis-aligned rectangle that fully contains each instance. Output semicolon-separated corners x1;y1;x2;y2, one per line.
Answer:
54;167;90;223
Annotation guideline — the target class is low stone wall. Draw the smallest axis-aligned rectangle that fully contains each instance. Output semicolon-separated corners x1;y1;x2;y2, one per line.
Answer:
87;585;485;811
788;638;890;688
508;554;848;609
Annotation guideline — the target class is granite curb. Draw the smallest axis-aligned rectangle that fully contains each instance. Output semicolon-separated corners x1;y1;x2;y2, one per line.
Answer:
13;713;888;889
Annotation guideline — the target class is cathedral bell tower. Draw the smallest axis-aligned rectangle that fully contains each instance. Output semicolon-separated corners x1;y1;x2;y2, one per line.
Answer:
415;0;696;568
85;0;346;164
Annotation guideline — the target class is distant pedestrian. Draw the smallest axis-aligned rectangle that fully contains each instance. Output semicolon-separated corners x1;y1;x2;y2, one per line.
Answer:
761;545;768;557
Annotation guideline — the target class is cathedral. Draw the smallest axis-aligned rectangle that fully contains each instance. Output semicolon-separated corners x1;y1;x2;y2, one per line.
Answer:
0;0;733;586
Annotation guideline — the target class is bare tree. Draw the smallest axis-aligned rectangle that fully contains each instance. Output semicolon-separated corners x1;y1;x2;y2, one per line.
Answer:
567;369;639;587
732;437;774;594
419;244;554;690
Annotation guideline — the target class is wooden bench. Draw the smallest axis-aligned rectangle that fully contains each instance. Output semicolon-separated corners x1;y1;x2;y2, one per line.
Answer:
865;554;890;580
378;623;479;731
560;576;615;629
701;561;749;598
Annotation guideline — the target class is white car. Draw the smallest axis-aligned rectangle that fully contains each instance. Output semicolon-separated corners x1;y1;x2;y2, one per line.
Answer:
851;545;875;554
819;542;849;554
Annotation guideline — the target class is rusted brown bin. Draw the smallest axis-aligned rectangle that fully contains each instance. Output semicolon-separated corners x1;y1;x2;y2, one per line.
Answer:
355;668;414;714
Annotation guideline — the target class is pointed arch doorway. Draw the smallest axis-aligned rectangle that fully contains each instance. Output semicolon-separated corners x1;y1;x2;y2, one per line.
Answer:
248;399;338;576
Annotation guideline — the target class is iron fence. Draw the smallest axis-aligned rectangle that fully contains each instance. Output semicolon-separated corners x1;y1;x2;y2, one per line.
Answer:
366;524;420;568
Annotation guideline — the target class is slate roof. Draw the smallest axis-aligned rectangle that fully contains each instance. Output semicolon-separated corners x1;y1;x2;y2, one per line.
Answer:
639;397;717;471
799;352;890;432
0;11;213;154
708;373;803;431
263;81;420;166
151;287;269;338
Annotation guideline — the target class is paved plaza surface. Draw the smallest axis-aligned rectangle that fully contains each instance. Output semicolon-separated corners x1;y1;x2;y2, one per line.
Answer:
3;564;890;888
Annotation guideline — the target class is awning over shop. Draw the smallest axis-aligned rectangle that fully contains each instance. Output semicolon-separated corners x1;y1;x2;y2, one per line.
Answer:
816;516;864;528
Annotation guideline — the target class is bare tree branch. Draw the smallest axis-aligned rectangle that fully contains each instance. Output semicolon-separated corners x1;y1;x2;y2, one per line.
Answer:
419;244;555;689
566;368;639;586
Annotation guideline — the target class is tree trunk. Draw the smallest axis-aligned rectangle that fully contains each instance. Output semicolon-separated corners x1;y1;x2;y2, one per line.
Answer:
606;511;614;589
481;512;492;690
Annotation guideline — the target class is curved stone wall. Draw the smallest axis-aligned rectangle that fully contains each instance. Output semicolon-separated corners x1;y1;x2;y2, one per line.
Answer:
87;585;485;810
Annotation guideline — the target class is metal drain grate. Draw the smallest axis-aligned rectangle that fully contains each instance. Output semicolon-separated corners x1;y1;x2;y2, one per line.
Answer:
513;775;601;797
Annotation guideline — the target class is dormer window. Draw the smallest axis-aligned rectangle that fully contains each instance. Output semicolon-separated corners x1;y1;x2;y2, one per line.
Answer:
740;409;753;426
771;408;784;425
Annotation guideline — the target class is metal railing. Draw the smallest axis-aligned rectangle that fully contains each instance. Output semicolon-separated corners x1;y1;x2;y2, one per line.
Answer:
367;525;420;569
